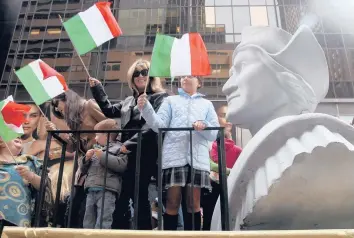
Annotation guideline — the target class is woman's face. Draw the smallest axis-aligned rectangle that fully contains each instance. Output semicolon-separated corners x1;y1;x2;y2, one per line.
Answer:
180;76;199;94
22;104;41;137
133;66;149;92
55;101;65;116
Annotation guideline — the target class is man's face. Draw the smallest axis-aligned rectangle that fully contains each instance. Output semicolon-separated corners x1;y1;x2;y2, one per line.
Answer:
222;49;280;127
23;104;41;136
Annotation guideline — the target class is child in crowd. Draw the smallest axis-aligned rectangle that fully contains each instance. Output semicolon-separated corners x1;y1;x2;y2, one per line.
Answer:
137;76;219;230
0;137;52;227
209;130;242;182
79;119;128;229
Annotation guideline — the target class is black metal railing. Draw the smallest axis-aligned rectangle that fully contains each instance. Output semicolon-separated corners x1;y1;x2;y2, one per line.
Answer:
31;127;229;231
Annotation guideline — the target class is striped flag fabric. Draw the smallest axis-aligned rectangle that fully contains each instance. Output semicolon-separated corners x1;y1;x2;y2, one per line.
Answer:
15;59;68;105
0;96;31;142
149;33;211;77
62;2;122;55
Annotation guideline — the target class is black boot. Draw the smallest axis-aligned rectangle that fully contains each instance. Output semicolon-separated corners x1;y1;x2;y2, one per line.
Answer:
184;211;201;231
163;213;178;230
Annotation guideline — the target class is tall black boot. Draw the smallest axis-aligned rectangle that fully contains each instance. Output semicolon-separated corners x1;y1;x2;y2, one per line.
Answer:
163;213;178;230
184;211;201;231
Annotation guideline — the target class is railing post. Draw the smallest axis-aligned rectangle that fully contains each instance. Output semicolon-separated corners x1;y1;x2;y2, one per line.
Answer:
157;129;163;230
100;132;110;229
189;130;195;230
217;128;230;230
0;219;4;237
34;130;52;227
133;131;143;229
67;132;81;227
53;137;67;227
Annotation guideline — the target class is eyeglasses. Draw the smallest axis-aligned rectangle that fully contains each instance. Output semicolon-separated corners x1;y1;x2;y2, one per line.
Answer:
133;69;149;78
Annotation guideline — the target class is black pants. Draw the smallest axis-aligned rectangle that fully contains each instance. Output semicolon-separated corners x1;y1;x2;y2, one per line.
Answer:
112;153;155;230
202;180;220;231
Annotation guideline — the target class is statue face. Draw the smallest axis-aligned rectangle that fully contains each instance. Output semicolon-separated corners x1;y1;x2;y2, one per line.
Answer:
222;49;285;127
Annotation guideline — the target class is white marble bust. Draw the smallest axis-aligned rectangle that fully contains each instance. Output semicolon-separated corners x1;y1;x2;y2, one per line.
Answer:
212;25;354;230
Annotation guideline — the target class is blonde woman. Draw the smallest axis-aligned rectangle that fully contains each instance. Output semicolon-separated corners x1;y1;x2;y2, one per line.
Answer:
89;59;169;230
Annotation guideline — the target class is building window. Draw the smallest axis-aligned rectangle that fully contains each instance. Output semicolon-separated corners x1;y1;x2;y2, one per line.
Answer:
211;64;229;69
112;64;121;71
102;61;121;71
30;29;40;35
47;28;62;35
55;66;70;72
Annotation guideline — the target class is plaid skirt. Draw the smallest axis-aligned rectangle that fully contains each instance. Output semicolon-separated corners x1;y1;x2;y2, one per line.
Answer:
163;165;212;191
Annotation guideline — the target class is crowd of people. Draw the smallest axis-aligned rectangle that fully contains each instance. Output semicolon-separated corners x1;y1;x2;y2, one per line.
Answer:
0;59;242;231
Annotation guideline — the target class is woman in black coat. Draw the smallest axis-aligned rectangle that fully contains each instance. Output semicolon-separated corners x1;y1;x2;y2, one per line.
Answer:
89;59;169;230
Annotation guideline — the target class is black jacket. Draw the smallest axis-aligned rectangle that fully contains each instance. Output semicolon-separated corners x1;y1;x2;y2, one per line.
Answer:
90;84;169;169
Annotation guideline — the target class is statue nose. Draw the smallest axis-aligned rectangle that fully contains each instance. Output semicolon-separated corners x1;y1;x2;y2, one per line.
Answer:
222;79;238;96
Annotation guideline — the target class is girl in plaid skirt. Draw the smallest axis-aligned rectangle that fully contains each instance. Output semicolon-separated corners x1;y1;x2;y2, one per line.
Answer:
138;76;219;230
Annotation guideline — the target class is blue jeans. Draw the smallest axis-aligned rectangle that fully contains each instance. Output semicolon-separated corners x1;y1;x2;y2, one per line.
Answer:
83;190;116;229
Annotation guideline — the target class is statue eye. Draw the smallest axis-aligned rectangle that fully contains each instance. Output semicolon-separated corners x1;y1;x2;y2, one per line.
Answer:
236;62;246;73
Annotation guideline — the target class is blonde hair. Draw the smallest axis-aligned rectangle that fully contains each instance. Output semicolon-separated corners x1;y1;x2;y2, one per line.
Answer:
127;59;165;94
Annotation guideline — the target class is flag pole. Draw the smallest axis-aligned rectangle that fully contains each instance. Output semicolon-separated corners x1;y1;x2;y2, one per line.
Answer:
58;15;91;78
4;142;18;165
140;73;150;120
37;105;47;118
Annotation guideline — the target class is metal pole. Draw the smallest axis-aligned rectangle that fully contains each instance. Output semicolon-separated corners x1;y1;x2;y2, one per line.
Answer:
0;220;3;237
34;131;52;227
188;0;193;32
157;129;163;230
67;132;81;227
189;130;195;230
133;131;143;229
217;129;230;230
100;133;110;229
53;141;67;227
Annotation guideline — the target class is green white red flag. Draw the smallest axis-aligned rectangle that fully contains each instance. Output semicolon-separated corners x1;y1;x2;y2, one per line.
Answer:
0;96;31;142
62;2;122;55
149;33;211;77
15;59;68;105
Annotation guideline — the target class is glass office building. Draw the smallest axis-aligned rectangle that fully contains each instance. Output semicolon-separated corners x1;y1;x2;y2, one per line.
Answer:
0;0;354;127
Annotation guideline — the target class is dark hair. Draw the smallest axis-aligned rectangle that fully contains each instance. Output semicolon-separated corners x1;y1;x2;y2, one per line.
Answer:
51;89;85;131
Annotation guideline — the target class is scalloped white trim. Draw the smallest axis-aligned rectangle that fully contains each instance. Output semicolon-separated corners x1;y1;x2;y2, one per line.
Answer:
234;125;354;229
211;113;354;231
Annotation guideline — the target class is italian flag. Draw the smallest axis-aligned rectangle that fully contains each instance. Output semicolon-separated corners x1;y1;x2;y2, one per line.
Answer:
0;96;31;142
63;2;122;55
15;59;68;105
150;33;211;77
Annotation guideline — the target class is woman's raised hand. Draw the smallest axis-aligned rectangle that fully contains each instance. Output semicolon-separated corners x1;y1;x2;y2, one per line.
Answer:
89;77;101;87
137;93;148;110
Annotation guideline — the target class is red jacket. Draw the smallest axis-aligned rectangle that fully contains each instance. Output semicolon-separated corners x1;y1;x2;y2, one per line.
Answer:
210;138;242;169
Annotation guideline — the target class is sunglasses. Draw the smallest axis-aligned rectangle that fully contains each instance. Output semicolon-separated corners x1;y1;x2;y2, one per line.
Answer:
133;69;149;78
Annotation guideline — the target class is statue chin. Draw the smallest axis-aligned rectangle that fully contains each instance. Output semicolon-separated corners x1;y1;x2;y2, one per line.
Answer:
212;25;354;230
